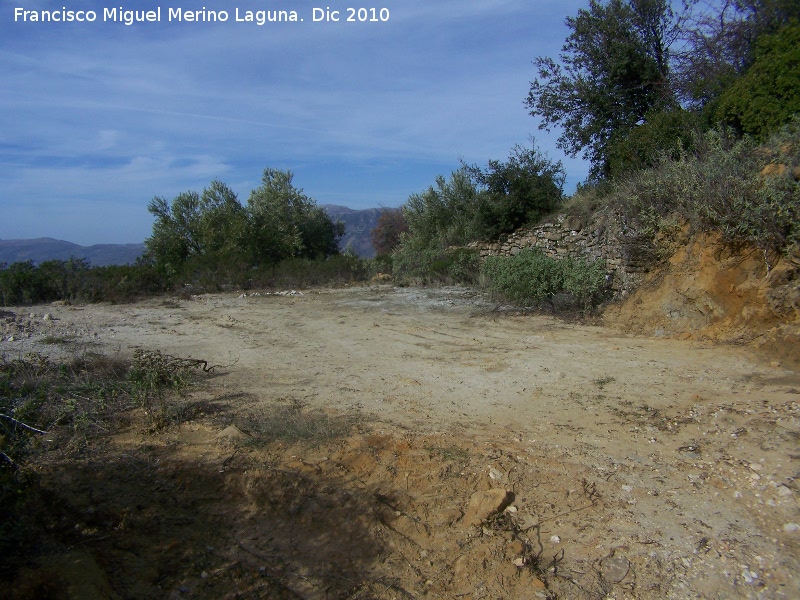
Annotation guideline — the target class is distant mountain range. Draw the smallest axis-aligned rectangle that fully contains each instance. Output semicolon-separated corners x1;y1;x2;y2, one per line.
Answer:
0;205;383;267
0;238;146;267
322;204;382;258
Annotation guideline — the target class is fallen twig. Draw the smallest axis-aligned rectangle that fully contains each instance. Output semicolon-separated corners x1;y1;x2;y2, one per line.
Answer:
0;413;48;435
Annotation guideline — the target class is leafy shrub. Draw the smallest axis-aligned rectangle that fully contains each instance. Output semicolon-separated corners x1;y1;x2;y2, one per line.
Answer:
392;243;481;285
465;143;566;240
606;109;702;178
574;122;800;256
713;22;800;138
0;259;168;306
401;169;484;250
0;253;369;307
481;249;608;310
249;254;371;290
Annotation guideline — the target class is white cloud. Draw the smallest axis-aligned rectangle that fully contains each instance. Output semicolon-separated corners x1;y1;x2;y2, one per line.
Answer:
0;0;590;244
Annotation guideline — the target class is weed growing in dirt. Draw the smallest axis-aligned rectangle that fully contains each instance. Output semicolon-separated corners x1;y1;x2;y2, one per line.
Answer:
244;398;360;444
0;349;209;574
593;376;616;389
128;349;211;431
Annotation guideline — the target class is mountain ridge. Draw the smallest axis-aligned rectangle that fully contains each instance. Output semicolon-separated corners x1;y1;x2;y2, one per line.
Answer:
0;238;146;267
321;204;382;258
1;205;383;265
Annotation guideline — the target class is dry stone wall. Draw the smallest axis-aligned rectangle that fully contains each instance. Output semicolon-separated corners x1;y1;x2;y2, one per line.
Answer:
468;208;655;295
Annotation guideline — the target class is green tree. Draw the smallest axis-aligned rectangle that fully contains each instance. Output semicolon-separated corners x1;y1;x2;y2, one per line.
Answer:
146;190;203;275
465;143;565;240
196;180;248;260
146;180;247;276
401;169;482;249
674;0;800;109
606;108;702;177
525;0;676;179
246;168;343;265
713;21;800;137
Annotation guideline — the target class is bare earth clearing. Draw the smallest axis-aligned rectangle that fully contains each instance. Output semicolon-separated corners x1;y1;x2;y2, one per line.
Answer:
3;285;799;599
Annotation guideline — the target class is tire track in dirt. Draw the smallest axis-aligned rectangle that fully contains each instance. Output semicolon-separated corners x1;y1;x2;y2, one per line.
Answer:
4;285;799;598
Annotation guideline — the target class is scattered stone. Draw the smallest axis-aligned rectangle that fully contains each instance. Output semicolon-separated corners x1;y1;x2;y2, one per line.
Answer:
513;557;526;567
741;569;759;584
783;523;800;533
777;485;793;497
200;571;209;579
550;535;561;544
488;467;504;481
42;313;52;321
601;555;630;583
215;425;249;441
462;489;514;526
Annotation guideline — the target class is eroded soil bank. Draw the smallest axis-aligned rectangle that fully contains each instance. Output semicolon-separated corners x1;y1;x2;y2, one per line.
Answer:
3;285;799;599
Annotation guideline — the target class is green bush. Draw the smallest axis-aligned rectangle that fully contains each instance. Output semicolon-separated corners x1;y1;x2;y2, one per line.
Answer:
249;254;371;290
713;22;800;138
392;243;481;285
0;259;168;306
481;248;608;310
574;122;800;256
466;143;566;240
607;109;702;178
0;253;370;307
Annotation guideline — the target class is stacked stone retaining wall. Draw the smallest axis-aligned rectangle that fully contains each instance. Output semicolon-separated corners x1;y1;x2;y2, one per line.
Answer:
468;208;654;295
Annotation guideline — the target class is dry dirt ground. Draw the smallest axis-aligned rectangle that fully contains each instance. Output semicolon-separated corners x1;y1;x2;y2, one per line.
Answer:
2;285;799;599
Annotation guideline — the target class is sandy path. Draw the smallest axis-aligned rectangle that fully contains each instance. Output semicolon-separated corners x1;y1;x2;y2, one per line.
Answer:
4;285;799;598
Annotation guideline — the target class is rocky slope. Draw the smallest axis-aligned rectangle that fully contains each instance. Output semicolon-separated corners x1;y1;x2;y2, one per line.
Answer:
604;232;800;368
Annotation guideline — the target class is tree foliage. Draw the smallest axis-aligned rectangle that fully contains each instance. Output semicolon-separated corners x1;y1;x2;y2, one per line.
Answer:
402;169;483;250
712;21;800;137
526;0;676;179
370;208;409;257
145;168;343;281
389;143;566;282
465;143;566;240
247;168;344;265
673;0;800;109
606;108;702;177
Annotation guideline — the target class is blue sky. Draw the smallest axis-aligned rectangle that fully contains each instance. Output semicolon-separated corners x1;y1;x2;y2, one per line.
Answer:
1;0;589;245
